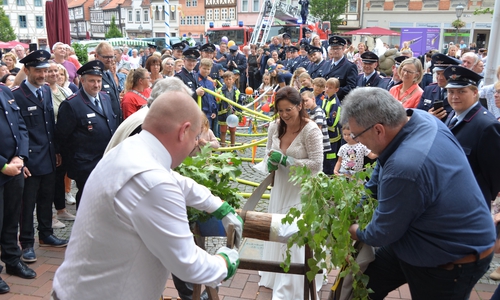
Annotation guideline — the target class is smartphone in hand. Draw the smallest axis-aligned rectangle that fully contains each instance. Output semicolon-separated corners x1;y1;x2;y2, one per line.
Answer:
433;100;444;111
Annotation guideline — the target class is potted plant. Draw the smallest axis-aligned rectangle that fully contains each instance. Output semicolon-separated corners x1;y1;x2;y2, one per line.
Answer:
282;165;378;300
175;145;243;236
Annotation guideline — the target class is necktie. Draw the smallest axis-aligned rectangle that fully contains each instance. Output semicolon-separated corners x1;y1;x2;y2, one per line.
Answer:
441;89;447;100
36;89;43;103
362;77;367;86
94;97;103;113
448;117;458;128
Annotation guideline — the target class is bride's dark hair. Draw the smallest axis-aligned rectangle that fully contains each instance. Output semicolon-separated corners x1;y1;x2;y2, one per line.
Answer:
273;86;308;138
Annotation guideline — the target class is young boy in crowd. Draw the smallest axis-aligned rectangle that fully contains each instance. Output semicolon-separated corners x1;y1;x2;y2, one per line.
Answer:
322;78;342;174
334;123;377;176
217;71;242;147
197;58;218;133
298;72;314;94
302;91;332;173
313;77;327;108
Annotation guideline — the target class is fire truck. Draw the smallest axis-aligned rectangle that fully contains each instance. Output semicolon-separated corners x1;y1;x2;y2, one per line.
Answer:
205;0;329;46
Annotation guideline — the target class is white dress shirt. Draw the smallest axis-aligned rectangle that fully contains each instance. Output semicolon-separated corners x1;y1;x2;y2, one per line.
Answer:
53;130;227;300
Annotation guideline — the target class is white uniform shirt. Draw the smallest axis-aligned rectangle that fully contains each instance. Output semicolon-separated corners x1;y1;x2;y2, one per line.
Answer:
53;130;227;300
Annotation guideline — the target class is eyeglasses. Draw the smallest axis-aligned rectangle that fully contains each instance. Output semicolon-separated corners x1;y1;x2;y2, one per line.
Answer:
401;68;417;75
350;124;375;141
277;105;298;114
142;77;151;80
165;63;174;66
100;55;115;60
494;90;500;95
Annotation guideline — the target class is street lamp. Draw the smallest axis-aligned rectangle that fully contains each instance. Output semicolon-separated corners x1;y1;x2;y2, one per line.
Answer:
455;4;465;44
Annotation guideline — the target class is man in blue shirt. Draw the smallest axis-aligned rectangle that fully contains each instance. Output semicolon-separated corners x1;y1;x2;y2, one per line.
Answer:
342;87;495;300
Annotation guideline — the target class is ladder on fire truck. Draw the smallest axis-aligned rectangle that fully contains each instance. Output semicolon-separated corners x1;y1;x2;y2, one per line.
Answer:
250;0;322;46
250;0;278;46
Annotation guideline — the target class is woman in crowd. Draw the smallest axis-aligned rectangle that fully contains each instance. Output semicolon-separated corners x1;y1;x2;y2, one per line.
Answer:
352;43;367;74
0;73;16;88
174;59;184;74
247;44;261;90
259;86;324;299
109;63;126;93
146;55;165;82
121;68;152;119
389;57;424;108
311;35;327;59
3;53;20;74
161;57;175;77
57;64;78;94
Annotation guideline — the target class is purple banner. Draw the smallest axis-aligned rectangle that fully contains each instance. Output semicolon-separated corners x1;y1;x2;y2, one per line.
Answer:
400;28;440;57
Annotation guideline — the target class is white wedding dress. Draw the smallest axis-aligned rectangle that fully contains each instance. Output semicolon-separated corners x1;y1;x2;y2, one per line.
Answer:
259;120;324;300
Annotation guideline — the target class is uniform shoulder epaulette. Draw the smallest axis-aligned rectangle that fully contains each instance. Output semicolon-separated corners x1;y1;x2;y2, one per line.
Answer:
67;94;77;100
11;86;20;92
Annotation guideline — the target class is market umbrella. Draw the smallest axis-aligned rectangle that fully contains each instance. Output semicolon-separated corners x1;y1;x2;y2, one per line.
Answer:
45;0;71;49
343;26;400;36
3;41;29;48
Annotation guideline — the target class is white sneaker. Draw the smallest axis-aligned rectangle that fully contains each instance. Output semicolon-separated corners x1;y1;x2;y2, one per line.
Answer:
52;218;66;229
57;210;76;221
65;192;76;205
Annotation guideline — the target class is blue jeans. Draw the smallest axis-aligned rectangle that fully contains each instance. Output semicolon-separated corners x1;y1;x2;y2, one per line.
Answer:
364;245;492;300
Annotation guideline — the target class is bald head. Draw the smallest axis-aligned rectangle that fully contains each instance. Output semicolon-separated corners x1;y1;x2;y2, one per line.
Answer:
143;92;202;167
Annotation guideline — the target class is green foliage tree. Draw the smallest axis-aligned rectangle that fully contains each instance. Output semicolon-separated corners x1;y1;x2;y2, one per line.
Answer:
473;7;493;15
0;6;17;42
105;15;123;39
309;0;349;32
72;42;88;65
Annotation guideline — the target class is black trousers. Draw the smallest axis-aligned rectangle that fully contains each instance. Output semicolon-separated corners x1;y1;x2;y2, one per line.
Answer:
19;171;56;248
54;162;68;211
0;173;24;266
74;170;91;210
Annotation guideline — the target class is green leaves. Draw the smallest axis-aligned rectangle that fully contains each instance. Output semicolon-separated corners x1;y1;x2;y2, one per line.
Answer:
283;165;378;300
105;16;123;39
175;145;243;223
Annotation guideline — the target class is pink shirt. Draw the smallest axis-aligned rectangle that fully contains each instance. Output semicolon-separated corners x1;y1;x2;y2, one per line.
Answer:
389;83;423;109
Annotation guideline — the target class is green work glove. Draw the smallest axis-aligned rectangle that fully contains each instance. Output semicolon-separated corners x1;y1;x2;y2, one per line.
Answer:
216;246;240;280
211;202;244;247
269;151;295;167
267;159;279;172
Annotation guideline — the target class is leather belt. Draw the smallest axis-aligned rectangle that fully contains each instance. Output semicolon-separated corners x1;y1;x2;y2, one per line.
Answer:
438;245;494;270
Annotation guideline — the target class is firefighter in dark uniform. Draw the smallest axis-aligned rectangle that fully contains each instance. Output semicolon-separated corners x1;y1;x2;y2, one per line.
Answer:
279;33;293;61
285;45;301;74
140;43;157;67
226;45;247;92
298;39;311;69
175;47;201;100
356;51;390;88
444;66;500;209
321;36;358;101
417;53;461;122
171;42;185;60
95;42;123;124
56;60;117;209
0;84;32;293
306;45;326;79
12;50;68;266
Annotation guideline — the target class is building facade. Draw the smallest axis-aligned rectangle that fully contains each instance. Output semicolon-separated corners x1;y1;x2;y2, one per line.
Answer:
2;0;48;47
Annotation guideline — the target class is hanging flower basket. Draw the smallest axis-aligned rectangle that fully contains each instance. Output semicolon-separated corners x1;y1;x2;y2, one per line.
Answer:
452;19;466;29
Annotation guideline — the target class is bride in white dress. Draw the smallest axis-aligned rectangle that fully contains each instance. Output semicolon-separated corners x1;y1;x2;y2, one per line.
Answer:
258;86;324;299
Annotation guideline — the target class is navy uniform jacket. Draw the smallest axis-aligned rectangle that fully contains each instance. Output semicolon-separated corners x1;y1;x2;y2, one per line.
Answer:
56;89;117;178
321;56;358;101
175;68;199;100
447;103;500;206
417;83;452;122
0;85;28;186
287;56;302;74
12;83;56;176
227;52;247;75
101;70;123;124
356;73;390;89
307;60;326;79
299;56;311;70
384;78;401;91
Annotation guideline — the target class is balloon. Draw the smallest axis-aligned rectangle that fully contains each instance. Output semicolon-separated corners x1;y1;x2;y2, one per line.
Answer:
262;103;271;113
221;36;228;44
228;40;235;48
245;87;254;95
226;114;239;128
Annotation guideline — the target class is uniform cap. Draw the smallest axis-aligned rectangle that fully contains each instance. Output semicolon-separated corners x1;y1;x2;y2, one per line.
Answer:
444;66;483;88
172;42;184;51
229;45;239;52
361;51;378;63
283;33;291;39
394;56;408;67
147;43;157;49
431;53;461;71
307;46;322;55
183;47;200;60
19;50;50;68
328;36;346;46
77;60;105;76
200;43;216;52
